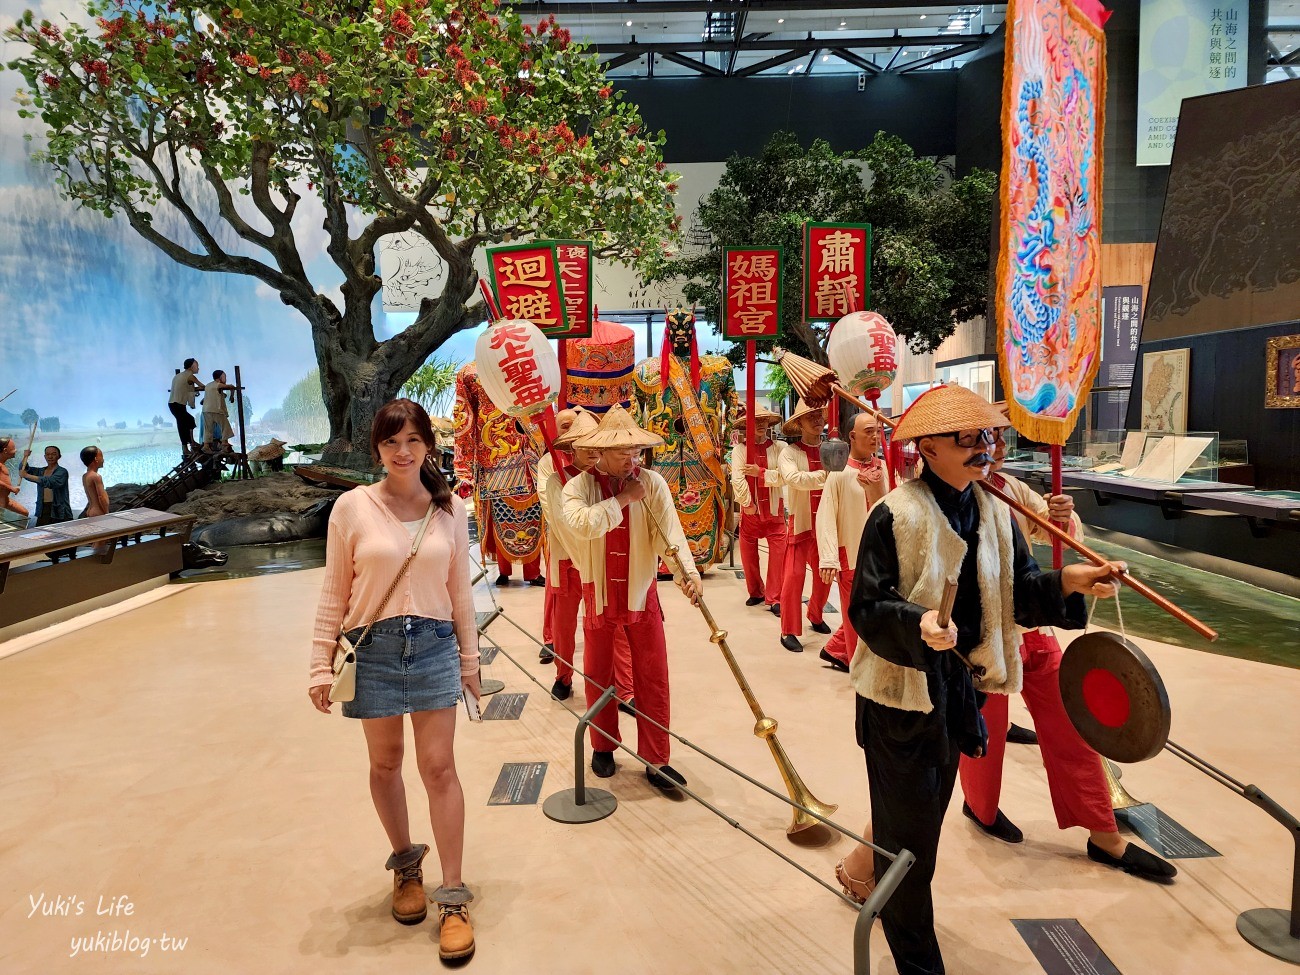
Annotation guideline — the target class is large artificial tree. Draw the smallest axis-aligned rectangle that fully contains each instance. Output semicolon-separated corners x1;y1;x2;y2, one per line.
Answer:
6;0;679;450
653;130;996;366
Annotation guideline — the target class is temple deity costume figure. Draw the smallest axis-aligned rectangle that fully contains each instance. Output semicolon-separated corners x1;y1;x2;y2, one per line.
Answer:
632;307;738;569
452;361;544;583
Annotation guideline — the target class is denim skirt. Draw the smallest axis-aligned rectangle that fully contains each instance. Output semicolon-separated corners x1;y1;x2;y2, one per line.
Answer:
342;616;463;719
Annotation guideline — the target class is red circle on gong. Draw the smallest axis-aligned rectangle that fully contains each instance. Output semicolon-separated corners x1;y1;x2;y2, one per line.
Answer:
1082;668;1131;728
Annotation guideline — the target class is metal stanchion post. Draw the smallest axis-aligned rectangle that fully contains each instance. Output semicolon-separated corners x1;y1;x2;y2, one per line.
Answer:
542;685;619;825
475;605;505;696
852;848;916;975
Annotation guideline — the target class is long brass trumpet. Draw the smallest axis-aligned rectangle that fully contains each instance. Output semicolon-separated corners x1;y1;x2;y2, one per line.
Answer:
638;495;838;836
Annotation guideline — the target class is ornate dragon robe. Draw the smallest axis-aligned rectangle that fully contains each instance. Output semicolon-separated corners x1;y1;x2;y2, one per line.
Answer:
452;362;544;569
632;353;737;568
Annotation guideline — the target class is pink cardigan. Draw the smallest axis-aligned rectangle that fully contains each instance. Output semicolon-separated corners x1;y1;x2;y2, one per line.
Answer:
309;487;479;688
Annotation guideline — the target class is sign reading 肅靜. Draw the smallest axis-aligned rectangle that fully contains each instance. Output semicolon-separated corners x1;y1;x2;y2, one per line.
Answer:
803;223;871;323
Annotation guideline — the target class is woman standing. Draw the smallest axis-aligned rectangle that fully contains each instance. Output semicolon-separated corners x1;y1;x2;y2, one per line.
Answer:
308;399;480;962
20;445;75;560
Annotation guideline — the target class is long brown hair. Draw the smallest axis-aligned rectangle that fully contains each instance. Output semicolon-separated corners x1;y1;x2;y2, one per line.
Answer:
370;398;453;514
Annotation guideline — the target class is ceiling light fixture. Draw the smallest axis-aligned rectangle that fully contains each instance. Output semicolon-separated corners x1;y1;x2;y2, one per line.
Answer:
920;13;927;19
625;20;632;27
777;18;785;24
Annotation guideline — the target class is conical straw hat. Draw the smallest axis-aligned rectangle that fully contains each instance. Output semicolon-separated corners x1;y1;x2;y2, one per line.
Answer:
573;403;664;449
772;347;838;404
893;384;1008;441
732;404;783;429
554;408;599;449
782;398;828;438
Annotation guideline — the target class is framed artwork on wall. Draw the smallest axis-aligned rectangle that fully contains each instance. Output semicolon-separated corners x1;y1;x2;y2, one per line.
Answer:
1140;348;1190;433
1265;334;1300;409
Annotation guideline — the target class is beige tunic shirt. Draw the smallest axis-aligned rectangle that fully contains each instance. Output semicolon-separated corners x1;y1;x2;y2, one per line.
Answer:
777;442;828;535
561;467;701;616
817;460;888;569
536;452;582;577
728;439;785;517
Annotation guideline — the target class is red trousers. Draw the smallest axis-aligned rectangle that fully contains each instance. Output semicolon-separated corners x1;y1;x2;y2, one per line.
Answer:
739;509;788;605
582;585;670;765
780;530;831;637
959;629;1116;832
545;561;635;698
821;550;856;666
498;554;541;581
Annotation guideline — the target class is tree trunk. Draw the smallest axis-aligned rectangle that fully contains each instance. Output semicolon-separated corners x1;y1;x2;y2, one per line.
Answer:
310;258;480;459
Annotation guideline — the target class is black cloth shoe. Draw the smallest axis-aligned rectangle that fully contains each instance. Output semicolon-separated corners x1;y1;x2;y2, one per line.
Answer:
780;635;803;653
769;602;781;616
550;679;572;701
617;697;636;716
745;596;765;607
962;802;1024;844
1007;722;1039;745
647;765;686;792
656;570;674;581
529;575;546;587
591;751;616;778
818;649;850;673
1087;841;1178;882
809;621;832;635
495;574;510;586
539;643;555;663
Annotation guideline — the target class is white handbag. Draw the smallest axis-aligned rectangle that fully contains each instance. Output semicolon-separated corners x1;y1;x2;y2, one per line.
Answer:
329;502;436;703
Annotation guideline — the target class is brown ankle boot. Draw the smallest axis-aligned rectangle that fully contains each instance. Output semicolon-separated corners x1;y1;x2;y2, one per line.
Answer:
433;886;475;961
385;844;429;924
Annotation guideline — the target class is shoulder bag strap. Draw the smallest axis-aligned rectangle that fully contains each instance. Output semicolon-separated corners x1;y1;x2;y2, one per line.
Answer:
348;501;437;648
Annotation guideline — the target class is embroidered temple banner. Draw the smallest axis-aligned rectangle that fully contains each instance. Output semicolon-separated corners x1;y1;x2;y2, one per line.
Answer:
995;0;1108;445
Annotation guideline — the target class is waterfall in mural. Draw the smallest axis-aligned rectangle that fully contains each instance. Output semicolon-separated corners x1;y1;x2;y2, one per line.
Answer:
0;0;348;507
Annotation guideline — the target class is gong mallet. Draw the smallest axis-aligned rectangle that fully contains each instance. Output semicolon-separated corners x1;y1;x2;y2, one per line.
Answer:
638;495;838;836
976;478;1218;643
1061;632;1300;964
936;579;987;680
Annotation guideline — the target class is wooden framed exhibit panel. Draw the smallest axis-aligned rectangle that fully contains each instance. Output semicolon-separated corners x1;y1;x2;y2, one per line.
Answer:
0;509;194;630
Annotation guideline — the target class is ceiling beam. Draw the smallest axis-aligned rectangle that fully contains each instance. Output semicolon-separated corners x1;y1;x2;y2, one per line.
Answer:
593;32;991;55
734;48;808;77
895;41;984;73
512;1;954;14
728;0;751;77
805;47;822;75
828;47;881;74
660;50;727;75
600;52;641;71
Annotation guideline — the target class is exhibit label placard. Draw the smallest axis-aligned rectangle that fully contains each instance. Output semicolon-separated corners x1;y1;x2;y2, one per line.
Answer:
1137;0;1249;167
1097;285;1144;429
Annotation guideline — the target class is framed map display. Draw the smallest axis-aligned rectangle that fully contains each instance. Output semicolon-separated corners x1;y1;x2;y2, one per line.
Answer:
1141;348;1190;433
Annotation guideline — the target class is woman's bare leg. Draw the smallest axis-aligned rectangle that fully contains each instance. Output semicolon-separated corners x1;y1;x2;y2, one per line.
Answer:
361;715;412;854
411;708;465;888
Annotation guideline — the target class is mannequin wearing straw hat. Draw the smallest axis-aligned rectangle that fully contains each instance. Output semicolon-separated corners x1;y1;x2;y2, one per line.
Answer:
562;405;702;792
536;409;579;666
776;398;834;653
537;409;637;707
842;383;1125;975
956;416;1175;883
728;404;788;614
815;412;887;673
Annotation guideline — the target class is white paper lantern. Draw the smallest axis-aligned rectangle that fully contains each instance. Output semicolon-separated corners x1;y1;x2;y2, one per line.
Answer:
475;319;561;417
827;311;899;403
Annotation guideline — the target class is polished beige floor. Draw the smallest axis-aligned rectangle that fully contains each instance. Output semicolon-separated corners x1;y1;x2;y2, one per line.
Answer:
1;552;1296;974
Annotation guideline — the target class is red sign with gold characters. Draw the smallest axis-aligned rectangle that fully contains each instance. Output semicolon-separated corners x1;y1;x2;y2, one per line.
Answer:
803;223;871;323
722;247;783;340
486;243;569;336
551;240;594;340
